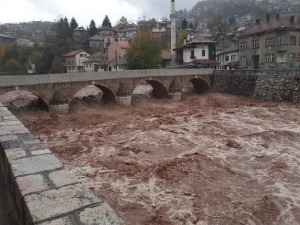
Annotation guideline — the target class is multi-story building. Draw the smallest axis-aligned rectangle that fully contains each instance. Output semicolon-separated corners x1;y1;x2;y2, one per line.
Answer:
217;44;239;69
119;24;137;41
174;34;217;68
64;50;89;73
88;35;105;49
238;14;300;69
72;27;88;43
83;52;108;72
107;40;129;61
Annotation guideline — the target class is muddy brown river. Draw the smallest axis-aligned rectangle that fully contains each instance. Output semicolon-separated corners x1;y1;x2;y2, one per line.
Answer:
11;92;300;225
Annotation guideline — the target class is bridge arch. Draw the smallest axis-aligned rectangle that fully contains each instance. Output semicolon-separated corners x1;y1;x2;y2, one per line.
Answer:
71;82;117;104
0;88;49;111
190;78;211;94
144;79;169;98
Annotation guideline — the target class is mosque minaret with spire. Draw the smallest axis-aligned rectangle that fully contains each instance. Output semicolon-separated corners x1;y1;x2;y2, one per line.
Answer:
170;0;177;62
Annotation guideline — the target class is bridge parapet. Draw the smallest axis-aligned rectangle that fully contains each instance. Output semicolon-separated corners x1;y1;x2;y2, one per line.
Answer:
0;69;213;87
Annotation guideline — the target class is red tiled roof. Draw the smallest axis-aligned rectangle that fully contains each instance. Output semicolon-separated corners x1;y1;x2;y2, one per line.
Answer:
195;59;219;65
64;50;83;57
118;41;129;49
242;16;300;37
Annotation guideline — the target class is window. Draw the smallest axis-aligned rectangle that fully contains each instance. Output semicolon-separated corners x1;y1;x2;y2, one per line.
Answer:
290;36;296;45
202;50;205;57
231;55;236;61
80;54;83;57
265;37;274;47
240;57;247;68
252;39;260;49
240;42;247;50
277;52;286;62
277;35;289;45
225;55;229;61
265;54;274;63
190;50;195;59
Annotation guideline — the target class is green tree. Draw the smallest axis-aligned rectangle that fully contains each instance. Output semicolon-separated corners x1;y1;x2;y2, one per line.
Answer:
126;27;161;70
3;59;21;71
176;29;188;48
89;19;98;36
148;18;157;28
115;16;128;30
102;15;112;28
53;17;71;40
70;17;79;39
188;22;194;29
181;18;188;29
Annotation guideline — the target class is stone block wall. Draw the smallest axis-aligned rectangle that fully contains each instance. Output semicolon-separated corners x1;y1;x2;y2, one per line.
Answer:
213;70;259;97
213;69;300;103
0;103;123;225
254;70;300;102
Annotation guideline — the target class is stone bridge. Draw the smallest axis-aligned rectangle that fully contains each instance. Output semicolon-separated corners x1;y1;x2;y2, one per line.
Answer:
0;69;213;112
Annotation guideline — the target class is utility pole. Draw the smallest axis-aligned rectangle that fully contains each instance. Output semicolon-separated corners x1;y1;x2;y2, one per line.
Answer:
115;49;118;71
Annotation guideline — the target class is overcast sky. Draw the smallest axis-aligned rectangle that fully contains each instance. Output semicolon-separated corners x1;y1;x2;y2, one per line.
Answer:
0;0;200;27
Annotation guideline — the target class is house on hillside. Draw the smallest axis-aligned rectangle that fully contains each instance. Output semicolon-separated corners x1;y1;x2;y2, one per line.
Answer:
64;50;89;73
152;22;168;39
98;57;127;72
73;26;88;43
88;35;105;49
214;33;237;54
98;26;118;37
217;44;239;69
108;40;129;61
161;49;172;68
83;52;108;72
238;14;300;69
119;24;137;40
174;34;218;68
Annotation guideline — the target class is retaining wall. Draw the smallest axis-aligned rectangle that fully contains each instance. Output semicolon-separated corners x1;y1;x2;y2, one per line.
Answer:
213;69;300;103
0;103;123;225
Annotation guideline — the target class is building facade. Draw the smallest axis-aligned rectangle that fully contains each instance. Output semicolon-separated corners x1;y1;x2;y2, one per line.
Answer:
64;50;89;73
217;45;239;69
239;14;300;69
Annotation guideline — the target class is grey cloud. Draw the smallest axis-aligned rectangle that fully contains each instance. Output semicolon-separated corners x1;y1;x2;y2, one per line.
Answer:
124;0;200;19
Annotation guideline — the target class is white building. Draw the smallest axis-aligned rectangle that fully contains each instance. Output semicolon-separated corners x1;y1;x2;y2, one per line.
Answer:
217;45;239;69
64;50;89;73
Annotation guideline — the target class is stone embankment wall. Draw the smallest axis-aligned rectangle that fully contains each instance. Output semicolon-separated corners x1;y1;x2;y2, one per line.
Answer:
0;104;123;225
213;70;300;103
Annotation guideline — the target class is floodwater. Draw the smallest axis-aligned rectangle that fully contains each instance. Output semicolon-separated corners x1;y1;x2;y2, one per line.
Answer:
9;89;300;225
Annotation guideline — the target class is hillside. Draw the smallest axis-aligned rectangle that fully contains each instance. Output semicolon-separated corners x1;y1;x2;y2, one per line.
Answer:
177;0;300;22
0;21;55;43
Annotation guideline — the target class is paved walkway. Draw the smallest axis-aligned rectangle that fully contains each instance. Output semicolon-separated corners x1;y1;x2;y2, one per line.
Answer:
0;175;12;225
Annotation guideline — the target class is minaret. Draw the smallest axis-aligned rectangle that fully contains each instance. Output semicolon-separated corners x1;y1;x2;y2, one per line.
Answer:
170;0;177;62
